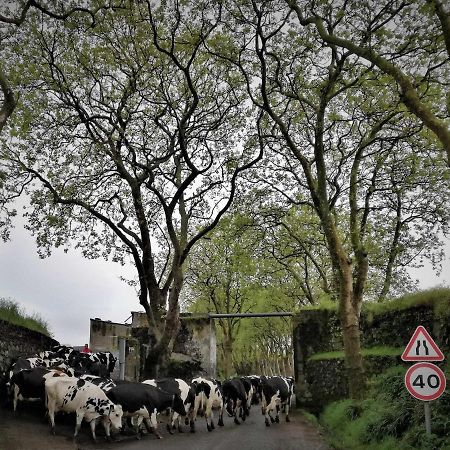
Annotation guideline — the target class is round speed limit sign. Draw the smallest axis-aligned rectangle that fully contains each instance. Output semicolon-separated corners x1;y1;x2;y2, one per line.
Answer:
405;362;446;401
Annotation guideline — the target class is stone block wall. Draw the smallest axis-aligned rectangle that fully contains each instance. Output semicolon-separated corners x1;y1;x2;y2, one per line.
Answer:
293;297;450;411
0;319;59;387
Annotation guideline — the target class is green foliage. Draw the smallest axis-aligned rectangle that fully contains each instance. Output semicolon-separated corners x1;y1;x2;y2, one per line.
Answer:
321;366;450;450
308;346;402;361
364;288;450;317
0;297;52;337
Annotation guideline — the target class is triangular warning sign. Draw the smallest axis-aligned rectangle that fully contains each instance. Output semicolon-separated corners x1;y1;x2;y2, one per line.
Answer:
401;325;444;361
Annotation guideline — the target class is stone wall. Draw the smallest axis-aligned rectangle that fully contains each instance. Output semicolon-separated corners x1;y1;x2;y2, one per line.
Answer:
293;296;450;411
0;319;59;387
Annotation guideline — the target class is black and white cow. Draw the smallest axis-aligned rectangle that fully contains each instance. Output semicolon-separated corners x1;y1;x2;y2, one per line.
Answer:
259;376;292;426
69;351;116;376
106;382;186;439
79;374;116;392
245;375;262;405
191;377;224;432
45;377;123;441
142;378;196;433
222;377;249;424
240;377;254;413
5;357;48;400
10;367;67;412
37;345;76;361
7;357;47;380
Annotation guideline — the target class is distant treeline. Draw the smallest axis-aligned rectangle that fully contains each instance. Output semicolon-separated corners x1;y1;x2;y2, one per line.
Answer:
0;297;52;337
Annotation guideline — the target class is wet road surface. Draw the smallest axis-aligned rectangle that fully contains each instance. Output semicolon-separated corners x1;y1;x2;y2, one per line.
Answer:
0;403;330;450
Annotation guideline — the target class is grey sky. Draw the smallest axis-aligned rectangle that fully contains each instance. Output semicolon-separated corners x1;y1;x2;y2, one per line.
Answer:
1;213;449;347
0;216;137;346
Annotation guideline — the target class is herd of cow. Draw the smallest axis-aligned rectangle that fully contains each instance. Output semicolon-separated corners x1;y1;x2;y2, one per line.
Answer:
3;344;295;442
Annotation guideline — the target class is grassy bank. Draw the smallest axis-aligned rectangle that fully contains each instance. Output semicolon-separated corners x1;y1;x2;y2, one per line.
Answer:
320;366;450;450
0;297;52;337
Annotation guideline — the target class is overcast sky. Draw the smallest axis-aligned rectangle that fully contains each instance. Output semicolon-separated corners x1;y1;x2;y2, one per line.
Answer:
1;212;449;347
0;215;138;346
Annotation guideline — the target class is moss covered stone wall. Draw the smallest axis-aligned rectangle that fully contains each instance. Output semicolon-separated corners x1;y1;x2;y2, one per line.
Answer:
293;290;450;411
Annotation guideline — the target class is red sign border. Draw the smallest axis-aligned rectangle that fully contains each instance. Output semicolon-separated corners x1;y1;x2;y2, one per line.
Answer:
401;325;444;361
405;362;446;401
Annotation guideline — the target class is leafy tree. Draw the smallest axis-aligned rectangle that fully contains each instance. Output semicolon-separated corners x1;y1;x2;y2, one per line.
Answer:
186;214;261;377
287;0;450;165
213;0;449;399
0;1;262;376
0;0;112;132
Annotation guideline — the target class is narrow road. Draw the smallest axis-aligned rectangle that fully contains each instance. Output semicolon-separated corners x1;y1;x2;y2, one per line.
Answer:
0;404;330;450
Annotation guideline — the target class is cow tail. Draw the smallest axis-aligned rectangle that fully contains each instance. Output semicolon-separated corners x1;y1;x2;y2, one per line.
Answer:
200;391;205;416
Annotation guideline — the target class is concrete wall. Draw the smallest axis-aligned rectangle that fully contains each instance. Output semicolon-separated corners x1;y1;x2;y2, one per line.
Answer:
89;318;139;381
90;313;216;380
293;295;450;411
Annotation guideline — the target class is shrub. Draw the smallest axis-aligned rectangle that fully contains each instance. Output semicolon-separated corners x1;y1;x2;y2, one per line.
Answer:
320;365;450;450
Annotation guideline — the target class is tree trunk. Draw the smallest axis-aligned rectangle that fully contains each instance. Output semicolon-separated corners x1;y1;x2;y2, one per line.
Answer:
222;336;234;378
338;266;366;400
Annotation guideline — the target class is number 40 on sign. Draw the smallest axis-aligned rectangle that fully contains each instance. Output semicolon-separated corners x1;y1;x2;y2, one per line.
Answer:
405;362;446;401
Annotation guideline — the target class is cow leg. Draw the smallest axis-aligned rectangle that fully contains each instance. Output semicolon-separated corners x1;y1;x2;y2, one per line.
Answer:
189;411;196;433
206;403;214;431
132;416;142;439
102;416;112;440
218;402;224;427
47;400;56;435
167;411;177;434
285;402;290;422
74;411;84;441
275;405;280;423
12;385;19;413
144;410;162;439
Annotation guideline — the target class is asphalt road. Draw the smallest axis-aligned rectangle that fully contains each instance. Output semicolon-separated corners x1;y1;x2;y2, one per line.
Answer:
0;403;330;450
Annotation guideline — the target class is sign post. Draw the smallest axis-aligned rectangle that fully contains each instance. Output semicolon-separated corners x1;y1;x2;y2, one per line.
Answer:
402;326;446;435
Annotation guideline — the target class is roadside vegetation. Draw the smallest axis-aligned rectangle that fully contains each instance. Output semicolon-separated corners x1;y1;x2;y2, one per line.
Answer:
0;297;52;337
320;366;450;450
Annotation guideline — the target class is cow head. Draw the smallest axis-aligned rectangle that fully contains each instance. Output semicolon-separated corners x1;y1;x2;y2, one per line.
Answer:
108;403;123;430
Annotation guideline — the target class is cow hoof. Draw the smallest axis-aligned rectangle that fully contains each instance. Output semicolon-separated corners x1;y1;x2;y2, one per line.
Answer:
286;416;290;423
275;416;280;423
185;417;189;425
265;420;270;427
218;419;224;427
207;425;212;432
270;417;275;423
190;428;196;434
234;418;240;425
166;424;173;434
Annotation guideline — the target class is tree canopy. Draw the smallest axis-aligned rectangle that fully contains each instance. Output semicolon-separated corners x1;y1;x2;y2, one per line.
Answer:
1;0;449;388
